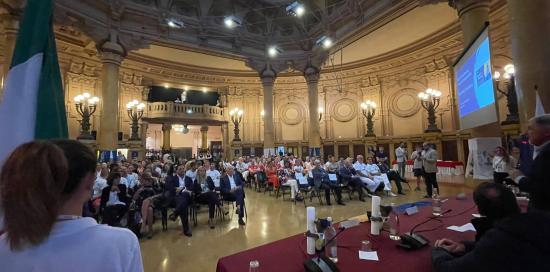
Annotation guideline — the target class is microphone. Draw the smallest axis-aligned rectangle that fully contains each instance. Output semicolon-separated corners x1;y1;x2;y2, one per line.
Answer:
409;209;452;234
398;209;452;250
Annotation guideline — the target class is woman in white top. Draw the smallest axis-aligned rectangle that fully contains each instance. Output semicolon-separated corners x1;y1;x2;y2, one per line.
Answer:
0;140;143;272
492;146;516;184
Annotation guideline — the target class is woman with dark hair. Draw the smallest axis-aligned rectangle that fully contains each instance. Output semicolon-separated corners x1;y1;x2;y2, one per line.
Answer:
0;140;143;271
100;172;129;226
492;146;516;184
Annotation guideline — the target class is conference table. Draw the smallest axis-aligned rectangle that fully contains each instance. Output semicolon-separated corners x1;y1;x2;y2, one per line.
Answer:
392;160;465;176
217;198;478;272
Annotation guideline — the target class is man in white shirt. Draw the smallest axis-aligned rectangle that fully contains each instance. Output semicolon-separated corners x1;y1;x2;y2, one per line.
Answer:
118;166;129;188
365;156;397;197
206;163;221;188
185;161;198;180
125;165;139;189
353;155;381;193
395;142;407;179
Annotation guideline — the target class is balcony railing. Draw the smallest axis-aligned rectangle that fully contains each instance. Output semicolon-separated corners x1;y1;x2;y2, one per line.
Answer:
146;102;225;122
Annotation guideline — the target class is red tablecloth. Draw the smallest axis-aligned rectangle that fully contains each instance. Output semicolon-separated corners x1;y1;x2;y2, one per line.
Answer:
217;199;476;272
392;160;464;168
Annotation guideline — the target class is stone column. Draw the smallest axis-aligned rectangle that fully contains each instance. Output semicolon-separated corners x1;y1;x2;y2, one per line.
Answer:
388;142;396;165
221;123;230;160
508;0;550;129
452;0;491;45
98;32;124;151
162;123;171;152
0;12;19;101
200;125;208;150
305;66;321;156
261;70;276;156
137;122;148;160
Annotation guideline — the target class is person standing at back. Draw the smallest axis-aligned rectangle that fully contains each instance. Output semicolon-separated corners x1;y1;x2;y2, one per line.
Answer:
410;145;424;192
395;142;407;179
0;140;143;272
422;142;439;198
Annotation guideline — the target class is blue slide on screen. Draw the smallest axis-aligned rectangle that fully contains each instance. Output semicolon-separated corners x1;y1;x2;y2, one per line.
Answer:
456;37;495;118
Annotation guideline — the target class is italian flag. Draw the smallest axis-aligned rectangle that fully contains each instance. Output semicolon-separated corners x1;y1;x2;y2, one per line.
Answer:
0;0;68;163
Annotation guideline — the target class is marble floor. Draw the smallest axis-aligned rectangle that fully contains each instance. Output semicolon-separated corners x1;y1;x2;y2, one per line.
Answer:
140;175;477;272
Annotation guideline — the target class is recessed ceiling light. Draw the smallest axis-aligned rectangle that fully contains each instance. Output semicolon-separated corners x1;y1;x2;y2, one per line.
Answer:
224;16;241;28
202;87;208;93
166;18;184;29
183;86;189;91
322;38;333;49
287;1;305;17
164;84;169;88
268;46;279;57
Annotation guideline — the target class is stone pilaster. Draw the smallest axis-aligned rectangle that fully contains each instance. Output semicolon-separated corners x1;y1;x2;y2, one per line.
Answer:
305;66;321;156
261;69;276;156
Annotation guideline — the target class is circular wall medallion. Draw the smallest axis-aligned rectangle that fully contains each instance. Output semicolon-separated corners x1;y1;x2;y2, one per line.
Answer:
331;98;357;122
279;102;304;125
389;89;421;118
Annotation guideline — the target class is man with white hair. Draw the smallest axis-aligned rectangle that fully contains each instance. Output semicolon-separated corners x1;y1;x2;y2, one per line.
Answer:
365;156;397;197
513;114;550;210
353;155;381;194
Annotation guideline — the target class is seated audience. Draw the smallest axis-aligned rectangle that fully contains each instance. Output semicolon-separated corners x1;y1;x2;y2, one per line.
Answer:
312;160;344;205
100;172;129;226
431;182;548;272
377;159;406;195
133;173;161;239
280;161;301;200
352;155;381;194
324;155;339;174
0;140;143;271
365;156;397;197
190;166;224;229
92;168;108;214
166;165;193;237
206;163;222;189
221;166;246;226
339;158;366;201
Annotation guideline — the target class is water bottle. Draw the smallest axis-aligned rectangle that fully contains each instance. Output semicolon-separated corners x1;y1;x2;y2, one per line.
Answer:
432;189;442;216
324;217;338;263
388;203;401;241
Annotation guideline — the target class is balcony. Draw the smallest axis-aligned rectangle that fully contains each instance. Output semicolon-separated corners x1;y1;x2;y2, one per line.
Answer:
144;102;226;124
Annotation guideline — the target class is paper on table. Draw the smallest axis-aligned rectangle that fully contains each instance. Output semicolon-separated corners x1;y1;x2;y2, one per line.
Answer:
447;223;476;232
359;251;379;261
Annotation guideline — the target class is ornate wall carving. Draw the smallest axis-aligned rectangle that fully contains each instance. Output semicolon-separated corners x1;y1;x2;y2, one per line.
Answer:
388;88;421;118
279;102;305;125
330;98;357;123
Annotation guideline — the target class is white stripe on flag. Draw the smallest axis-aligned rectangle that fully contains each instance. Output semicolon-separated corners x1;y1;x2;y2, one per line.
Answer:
0;53;44;164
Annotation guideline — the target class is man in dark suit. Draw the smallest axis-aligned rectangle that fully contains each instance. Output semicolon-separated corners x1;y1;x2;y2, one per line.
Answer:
339;158;366;201
165;165;193;236
512;114;550;211
312;159;344;205
221;166;246;225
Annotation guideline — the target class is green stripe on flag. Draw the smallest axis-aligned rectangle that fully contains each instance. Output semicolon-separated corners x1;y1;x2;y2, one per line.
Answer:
35;23;68;139
12;0;68;138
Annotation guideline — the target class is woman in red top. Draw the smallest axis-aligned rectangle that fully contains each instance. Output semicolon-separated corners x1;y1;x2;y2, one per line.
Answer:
266;160;280;188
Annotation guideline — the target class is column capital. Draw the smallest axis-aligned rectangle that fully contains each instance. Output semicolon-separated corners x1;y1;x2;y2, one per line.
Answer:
98;30;125;65
162;123;172;131
200;125;209;132
304;65;321;84
449;0;491;17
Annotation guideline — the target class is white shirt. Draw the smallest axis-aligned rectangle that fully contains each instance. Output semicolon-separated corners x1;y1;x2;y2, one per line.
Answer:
177;175;186;189
92;177;107;198
185;169;197;180
0;217;143;272
353;162;369;176
119;177;129;187
365;163;381;175
395;147;406;163
206;169;221;188
411;151;423;169
493;156;516;173
228;175;237;190
125;173;139;189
